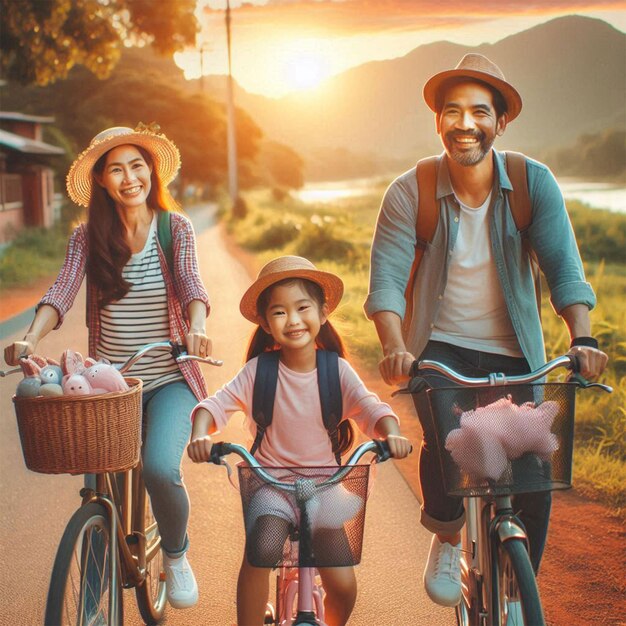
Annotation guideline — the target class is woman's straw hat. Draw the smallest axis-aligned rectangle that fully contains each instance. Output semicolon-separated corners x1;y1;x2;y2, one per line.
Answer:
240;256;344;324
423;53;523;122
66;123;181;207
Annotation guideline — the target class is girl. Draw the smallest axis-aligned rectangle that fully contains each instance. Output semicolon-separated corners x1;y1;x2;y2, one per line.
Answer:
187;255;411;626
4;124;211;609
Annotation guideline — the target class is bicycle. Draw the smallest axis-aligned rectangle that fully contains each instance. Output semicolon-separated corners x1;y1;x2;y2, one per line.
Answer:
208;438;394;626
407;354;612;626
8;341;221;626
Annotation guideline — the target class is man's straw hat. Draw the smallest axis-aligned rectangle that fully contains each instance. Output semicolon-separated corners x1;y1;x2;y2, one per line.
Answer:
423;53;523;122
240;256;344;324
66;123;180;207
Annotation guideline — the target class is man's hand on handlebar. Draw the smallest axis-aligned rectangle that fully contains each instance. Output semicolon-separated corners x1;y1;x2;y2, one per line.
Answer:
567;345;608;381
378;350;415;385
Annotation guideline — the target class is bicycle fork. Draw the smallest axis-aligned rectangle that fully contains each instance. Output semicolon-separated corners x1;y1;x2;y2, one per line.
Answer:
462;496;528;626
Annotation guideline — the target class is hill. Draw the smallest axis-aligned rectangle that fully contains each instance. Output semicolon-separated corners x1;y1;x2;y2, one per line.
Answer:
199;15;625;177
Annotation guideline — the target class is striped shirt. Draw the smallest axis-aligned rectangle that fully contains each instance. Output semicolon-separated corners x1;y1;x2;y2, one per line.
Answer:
97;216;183;392
39;211;209;401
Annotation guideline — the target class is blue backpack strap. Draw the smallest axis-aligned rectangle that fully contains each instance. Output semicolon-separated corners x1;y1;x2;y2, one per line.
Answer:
157;210;174;274
250;351;280;456
316;350;343;465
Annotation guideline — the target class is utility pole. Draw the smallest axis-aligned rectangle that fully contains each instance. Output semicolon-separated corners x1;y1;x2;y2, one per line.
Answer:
225;0;241;214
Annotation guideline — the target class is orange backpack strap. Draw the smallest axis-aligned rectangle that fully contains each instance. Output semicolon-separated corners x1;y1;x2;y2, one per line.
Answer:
505;151;532;234
505;151;542;316
403;156;440;332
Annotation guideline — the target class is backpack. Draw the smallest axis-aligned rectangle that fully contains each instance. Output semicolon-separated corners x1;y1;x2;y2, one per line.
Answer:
250;349;345;464
157;210;174;273
403;151;539;331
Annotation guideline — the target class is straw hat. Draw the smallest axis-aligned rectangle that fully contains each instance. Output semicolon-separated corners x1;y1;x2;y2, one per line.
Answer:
240;256;344;324
66;123;181;207
423;53;523;122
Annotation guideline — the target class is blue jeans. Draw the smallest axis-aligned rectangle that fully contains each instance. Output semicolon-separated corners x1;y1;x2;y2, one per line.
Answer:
141;380;196;557
413;341;552;572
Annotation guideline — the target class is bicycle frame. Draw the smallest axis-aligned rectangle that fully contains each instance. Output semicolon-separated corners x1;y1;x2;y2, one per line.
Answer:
210;440;390;626
79;465;157;621
412;354;612;626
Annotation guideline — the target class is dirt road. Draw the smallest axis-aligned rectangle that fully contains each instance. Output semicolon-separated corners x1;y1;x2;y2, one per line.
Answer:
0;205;452;625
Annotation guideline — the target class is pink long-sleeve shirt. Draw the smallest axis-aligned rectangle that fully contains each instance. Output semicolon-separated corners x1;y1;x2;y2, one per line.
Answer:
192;355;399;467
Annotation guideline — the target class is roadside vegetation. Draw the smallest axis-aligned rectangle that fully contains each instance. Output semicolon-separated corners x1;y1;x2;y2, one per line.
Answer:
223;190;626;515
2;189;624;515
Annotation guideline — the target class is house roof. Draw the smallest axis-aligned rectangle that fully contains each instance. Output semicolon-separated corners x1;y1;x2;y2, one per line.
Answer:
0;128;64;155
0;112;56;124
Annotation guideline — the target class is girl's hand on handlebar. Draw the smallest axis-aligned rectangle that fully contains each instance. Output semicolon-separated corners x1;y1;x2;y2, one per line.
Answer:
384;435;412;459
187;434;213;463
567;346;608;381
185;331;213;359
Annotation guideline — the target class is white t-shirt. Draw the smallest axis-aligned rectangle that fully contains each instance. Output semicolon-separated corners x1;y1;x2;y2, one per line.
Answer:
431;193;523;357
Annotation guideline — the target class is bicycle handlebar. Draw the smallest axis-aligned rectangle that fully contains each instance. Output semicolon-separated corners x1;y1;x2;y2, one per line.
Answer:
208;439;392;493
412;354;612;393
0;341;223;377
115;341;223;374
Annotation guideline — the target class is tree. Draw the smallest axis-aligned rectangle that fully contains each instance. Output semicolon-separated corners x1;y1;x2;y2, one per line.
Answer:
1;0;197;86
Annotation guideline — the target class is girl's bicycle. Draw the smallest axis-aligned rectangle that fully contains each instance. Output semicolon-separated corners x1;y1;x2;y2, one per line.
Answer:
8;341;221;626
208;438;394;626
408;354;612;626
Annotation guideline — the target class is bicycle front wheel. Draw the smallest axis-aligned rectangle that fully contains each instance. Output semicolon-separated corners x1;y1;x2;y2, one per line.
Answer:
494;538;545;626
45;502;122;626
134;486;167;624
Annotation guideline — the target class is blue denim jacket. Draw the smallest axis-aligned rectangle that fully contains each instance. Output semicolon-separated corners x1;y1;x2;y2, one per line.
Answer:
364;150;596;371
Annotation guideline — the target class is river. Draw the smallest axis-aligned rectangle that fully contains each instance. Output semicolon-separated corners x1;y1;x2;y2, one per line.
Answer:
295;176;626;212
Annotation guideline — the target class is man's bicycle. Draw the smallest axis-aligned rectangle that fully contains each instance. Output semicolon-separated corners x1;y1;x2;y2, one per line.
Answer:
408;354;612;626
208;439;394;626
8;341;221;626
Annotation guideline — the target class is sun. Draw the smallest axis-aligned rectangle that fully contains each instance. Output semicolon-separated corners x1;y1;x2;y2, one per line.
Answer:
283;51;327;91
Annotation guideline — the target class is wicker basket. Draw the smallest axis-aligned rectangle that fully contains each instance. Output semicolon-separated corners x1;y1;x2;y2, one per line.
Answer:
13;377;143;475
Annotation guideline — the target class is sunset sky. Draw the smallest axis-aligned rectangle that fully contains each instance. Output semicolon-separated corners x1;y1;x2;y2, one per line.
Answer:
173;0;626;97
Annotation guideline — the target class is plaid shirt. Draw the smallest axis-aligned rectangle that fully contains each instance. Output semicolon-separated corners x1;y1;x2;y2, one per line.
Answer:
39;212;209;400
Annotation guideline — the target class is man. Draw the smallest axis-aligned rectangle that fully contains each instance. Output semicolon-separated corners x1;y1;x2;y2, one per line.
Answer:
364;53;608;608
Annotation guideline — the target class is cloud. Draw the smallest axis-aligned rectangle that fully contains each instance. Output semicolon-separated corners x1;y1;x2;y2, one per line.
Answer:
201;0;626;37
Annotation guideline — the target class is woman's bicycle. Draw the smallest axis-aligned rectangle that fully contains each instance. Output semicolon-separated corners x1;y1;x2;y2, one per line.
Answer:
9;341;221;626
208;439;394;626
407;354;612;626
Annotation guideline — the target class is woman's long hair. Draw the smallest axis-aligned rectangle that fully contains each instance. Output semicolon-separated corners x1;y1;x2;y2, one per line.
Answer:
86;145;180;307
245;277;354;457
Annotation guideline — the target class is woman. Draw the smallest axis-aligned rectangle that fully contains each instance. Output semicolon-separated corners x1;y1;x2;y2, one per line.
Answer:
4;124;210;609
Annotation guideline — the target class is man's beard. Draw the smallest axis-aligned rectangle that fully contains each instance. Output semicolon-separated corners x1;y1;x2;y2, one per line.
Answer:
444;129;495;166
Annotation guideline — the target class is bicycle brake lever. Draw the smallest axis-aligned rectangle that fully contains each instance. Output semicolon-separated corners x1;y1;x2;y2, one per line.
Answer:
568;372;613;393
0;367;22;377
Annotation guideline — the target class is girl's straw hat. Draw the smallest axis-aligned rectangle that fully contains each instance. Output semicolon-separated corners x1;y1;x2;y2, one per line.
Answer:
240;256;344;324
66;123;181;207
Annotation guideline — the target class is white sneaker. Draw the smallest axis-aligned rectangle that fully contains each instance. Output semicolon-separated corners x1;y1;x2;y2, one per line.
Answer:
423;535;462;607
163;553;198;609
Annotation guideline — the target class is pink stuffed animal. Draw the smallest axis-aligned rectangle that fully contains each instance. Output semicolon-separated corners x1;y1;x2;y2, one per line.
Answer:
445;395;560;482
83;362;129;393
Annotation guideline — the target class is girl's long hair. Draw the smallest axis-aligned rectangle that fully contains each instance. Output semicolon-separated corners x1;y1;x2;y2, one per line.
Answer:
86;145;180;307
245;277;354;458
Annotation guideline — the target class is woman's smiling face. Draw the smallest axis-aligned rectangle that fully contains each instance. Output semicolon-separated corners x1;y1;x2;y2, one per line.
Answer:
97;144;153;211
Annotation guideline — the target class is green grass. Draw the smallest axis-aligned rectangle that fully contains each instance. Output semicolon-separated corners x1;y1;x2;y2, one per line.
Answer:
224;187;626;513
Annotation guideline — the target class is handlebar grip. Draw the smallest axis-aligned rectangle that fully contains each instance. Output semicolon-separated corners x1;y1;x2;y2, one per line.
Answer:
373;439;392;462
209;442;229;465
566;353;580;373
